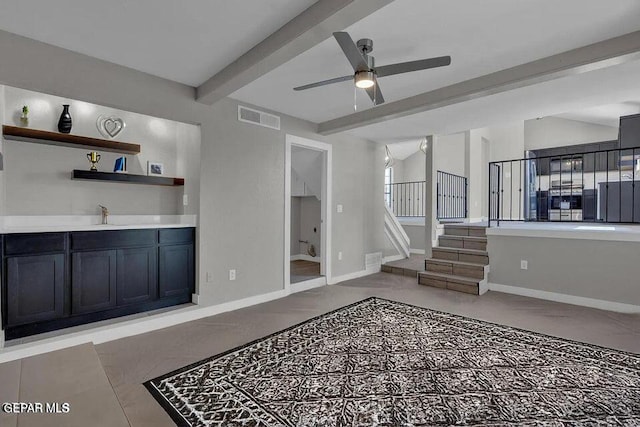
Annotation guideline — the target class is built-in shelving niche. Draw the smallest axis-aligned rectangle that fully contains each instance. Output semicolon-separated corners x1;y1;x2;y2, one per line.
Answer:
3;125;186;186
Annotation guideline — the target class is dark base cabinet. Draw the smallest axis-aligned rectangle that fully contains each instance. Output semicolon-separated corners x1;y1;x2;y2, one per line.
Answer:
2;227;195;340
7;254;65;326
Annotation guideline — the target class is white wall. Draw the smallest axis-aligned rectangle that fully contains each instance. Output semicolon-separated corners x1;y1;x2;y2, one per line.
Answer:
290;196;321;256
1;86;200;215
300;196;321;256
524;117;618;150
0;29;386;309
434;132;466;177
401;150;425;182
290;196;301;255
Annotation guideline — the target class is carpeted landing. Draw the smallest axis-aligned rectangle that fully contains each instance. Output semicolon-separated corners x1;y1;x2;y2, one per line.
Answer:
145;297;640;426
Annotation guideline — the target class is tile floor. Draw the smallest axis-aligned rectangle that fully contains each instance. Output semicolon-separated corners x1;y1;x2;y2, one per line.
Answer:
1;272;639;426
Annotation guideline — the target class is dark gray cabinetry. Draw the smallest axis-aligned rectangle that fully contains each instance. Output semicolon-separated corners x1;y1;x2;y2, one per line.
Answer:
599;182;640;223
534;140;619;175
159;244;193;298
116;247;157;306
6;254;65;326
72;250;117;314
2;227;195;340
4;233;67;327
619;114;640;149
583;189;597;221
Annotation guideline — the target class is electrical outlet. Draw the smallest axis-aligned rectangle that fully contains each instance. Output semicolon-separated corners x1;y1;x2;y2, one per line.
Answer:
338;251;343;261
206;272;213;283
229;269;236;281
520;260;528;270
183;194;189;206
336;204;343;213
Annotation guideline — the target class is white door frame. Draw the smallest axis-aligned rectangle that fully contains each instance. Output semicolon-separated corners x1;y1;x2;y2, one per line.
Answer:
284;134;332;294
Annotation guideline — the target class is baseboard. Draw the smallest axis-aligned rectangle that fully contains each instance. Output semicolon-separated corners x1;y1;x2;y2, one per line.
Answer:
489;283;640;313
290;254;321;262
409;249;425;255
383;254;405;263
0;289;288;364
328;267;380;285
290;277;326;293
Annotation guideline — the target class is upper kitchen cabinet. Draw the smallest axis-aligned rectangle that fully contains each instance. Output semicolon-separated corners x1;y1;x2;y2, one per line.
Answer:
619;114;640;150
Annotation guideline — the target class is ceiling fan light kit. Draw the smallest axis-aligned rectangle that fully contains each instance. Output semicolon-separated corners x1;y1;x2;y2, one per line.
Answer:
355;70;375;88
293;31;452;108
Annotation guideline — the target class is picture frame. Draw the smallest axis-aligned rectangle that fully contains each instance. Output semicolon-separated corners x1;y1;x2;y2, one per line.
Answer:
147;161;164;176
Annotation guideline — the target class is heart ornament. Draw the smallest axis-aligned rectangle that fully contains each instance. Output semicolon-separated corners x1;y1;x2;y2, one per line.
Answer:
96;115;126;139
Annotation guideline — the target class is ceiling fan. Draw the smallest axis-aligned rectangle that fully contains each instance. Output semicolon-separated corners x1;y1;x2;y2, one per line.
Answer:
293;32;451;106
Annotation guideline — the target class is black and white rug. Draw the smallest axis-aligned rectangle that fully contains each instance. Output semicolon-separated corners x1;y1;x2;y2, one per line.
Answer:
145;297;640;426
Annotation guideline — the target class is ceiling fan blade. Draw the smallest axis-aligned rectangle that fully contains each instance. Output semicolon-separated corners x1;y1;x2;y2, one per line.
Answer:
364;77;385;105
333;32;369;72
376;56;451;77
293;75;353;91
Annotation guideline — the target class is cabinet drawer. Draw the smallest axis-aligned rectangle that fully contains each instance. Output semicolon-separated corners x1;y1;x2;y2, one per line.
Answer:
158;228;194;245
71;229;157;250
5;233;66;255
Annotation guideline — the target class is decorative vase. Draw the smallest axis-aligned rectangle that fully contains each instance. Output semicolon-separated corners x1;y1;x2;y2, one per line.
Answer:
20;105;29;127
57;104;72;133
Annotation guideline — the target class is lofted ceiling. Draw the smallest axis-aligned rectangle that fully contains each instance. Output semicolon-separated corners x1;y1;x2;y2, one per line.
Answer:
231;0;640;124
0;0;317;86
1;0;640;147
346;59;640;143
554;102;640;128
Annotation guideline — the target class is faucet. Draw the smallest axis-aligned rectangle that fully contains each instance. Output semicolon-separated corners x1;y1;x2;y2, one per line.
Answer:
99;205;109;224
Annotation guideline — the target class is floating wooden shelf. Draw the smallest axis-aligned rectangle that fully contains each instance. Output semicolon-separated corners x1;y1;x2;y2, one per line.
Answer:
3;125;141;154
72;170;184;186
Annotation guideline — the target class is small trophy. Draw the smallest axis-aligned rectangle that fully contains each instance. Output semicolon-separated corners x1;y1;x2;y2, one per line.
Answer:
87;151;101;171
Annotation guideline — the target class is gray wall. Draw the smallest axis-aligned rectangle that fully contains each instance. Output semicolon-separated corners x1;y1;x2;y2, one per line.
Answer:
488;235;640;306
1;86;200;215
0;30;385;307
403;223;425;250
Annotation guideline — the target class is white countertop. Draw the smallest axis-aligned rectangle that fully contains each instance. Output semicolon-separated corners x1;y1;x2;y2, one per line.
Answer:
0;215;197;234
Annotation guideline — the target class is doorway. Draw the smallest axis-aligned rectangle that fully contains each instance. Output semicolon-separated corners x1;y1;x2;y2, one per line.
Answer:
284;135;332;293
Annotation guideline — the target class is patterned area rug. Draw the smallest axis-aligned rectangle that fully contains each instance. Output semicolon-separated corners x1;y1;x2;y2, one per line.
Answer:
145;297;640;426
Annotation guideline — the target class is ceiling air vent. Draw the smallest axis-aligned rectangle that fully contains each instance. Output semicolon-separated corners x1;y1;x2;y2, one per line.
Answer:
238;105;280;130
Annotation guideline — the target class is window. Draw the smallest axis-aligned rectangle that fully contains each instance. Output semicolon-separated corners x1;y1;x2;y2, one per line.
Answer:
384;167;393;207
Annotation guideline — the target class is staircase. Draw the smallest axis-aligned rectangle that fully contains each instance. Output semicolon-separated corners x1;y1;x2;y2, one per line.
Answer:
418;224;489;295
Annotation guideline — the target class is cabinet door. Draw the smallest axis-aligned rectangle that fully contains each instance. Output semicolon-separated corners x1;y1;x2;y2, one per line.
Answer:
72;250;117;314
6;254;65;326
116;247;157;306
158;244;194;298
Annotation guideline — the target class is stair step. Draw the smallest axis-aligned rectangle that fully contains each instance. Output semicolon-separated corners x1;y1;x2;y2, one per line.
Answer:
438;235;487;251
432;247;489;265
418;271;484;295
443;224;487;237
425;258;487;279
381;264;423;278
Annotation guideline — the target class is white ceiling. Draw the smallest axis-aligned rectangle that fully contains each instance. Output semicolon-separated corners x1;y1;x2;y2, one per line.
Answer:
347;59;640;143
386;140;423;160
231;0;640;124
0;0;317;86
554;102;640;128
